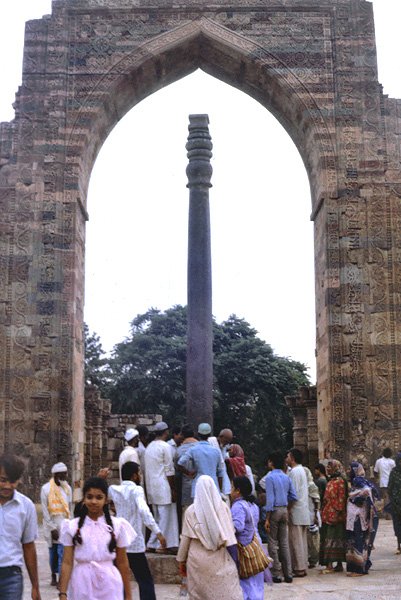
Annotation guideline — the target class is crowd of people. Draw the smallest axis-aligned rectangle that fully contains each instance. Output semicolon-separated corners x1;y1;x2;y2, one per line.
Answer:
1;429;401;600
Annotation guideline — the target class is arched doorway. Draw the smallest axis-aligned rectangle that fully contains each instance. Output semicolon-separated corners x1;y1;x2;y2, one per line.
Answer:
0;0;399;497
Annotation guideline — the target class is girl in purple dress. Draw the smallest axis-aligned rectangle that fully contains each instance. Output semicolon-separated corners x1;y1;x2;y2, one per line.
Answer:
231;475;272;600
58;477;135;600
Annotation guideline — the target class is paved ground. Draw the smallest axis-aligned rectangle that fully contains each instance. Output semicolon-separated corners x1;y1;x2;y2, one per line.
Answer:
24;520;401;599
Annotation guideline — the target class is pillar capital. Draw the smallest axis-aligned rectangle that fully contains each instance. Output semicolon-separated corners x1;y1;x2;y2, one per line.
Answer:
186;114;213;189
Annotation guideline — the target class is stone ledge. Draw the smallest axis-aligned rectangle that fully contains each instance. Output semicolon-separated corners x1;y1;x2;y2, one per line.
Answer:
142;553;181;585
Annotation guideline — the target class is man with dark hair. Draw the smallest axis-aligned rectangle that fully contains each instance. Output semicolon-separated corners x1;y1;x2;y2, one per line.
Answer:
137;425;150;480
175;424;198;519
286;448;310;578
109;462;166;600
264;451;297;583
374;447;395;519
0;455;41;600
314;463;327;505
167;425;183;458
137;425;149;445
177;423;223;497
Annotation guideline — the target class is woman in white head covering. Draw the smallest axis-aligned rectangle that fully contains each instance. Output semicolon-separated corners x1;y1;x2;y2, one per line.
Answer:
176;475;243;600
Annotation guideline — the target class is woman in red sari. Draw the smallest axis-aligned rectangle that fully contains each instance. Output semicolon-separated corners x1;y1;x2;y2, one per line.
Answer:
319;460;348;573
225;444;247;480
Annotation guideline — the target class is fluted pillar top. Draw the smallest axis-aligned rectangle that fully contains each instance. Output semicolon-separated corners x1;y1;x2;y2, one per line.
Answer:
186;114;213;188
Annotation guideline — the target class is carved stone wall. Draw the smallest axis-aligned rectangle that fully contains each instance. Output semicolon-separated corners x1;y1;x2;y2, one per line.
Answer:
286;386;318;468
1;0;401;497
84;385;161;487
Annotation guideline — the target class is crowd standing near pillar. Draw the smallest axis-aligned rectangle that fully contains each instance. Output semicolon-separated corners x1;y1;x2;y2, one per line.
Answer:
2;427;401;599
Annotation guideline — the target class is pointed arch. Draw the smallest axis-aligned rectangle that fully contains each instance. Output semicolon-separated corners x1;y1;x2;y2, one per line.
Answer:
67;17;337;213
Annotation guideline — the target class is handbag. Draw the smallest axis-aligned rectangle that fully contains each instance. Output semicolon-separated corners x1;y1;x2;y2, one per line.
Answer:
236;505;271;579
237;533;271;578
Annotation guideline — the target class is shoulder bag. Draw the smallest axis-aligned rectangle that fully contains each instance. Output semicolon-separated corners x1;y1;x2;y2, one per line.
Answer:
236;503;271;579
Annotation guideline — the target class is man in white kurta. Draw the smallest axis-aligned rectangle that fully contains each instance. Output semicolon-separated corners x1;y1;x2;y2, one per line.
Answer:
286;448;310;576
144;421;179;551
109;461;166;599
374;447;395;517
119;428;140;481
40;462;72;586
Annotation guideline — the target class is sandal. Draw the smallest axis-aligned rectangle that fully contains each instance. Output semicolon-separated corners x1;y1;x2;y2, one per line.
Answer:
320;568;335;574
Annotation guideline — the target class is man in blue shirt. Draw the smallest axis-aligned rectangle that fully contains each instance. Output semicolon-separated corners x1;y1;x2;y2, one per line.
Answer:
177;423;223;497
0;454;41;600
264;451;297;584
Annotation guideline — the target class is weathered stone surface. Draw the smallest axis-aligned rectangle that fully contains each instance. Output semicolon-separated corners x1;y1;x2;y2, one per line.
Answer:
286;386;318;467
84;385;161;486
1;0;401;497
146;554;181;585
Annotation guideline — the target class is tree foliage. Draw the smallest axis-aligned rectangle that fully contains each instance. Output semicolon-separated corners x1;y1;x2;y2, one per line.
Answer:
105;305;310;476
84;323;111;395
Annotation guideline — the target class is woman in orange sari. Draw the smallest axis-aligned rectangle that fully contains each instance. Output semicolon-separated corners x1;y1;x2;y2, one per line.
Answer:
319;460;348;573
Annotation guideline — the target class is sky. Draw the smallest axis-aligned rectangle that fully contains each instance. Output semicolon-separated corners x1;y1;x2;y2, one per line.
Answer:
1;1;400;384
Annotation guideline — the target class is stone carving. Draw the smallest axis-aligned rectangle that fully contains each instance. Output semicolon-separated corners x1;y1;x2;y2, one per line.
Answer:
84;385;162;483
0;0;400;498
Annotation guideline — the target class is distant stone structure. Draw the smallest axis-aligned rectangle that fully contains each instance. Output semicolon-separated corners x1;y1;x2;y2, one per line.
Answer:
186;115;213;427
286;387;318;468
84;385;161;484
1;0;401;496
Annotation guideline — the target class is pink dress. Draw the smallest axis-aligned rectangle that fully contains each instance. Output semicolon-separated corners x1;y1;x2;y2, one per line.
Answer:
60;515;136;599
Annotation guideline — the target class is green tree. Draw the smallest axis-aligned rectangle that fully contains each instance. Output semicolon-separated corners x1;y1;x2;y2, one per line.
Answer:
109;306;187;420
84;323;111;395
108;306;310;476
212;315;309;473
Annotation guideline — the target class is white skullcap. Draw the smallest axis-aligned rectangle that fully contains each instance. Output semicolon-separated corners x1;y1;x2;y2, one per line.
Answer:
124;428;139;442
154;421;168;432
51;462;68;474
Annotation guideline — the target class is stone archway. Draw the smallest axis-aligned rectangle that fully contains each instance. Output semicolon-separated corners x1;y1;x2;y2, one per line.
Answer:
1;0;400;496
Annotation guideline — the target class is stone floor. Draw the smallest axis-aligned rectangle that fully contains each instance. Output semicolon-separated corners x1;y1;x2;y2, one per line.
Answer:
24;520;401;599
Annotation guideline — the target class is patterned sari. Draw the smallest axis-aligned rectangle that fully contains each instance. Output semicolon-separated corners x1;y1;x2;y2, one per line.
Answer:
346;462;379;574
319;460;348;565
